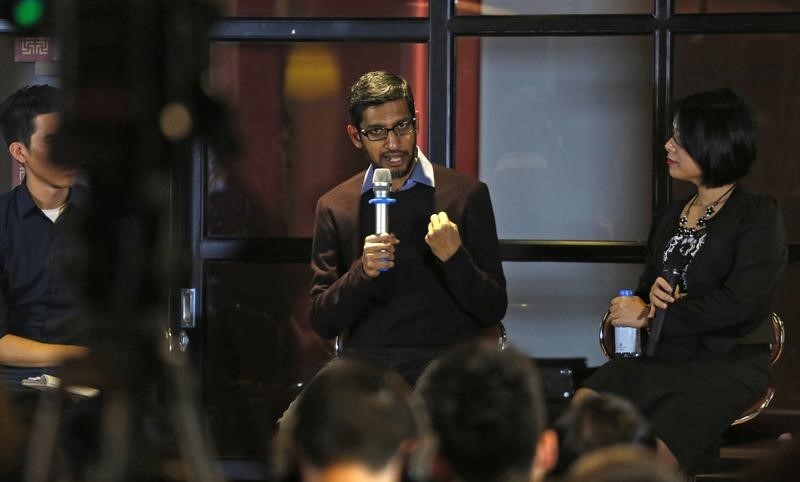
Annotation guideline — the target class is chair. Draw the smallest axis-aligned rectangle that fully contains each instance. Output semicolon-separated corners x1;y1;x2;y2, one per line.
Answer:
479;322;509;350
598;311;785;425
334;322;508;356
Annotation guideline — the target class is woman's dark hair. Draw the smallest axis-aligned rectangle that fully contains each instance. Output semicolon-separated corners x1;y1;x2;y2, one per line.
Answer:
673;88;757;187
347;71;415;128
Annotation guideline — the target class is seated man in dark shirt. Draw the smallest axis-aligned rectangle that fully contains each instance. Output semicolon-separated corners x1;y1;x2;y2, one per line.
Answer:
309;71;507;384
0;85;89;384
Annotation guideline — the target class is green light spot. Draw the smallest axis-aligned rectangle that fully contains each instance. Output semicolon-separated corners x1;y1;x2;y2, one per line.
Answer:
14;0;44;28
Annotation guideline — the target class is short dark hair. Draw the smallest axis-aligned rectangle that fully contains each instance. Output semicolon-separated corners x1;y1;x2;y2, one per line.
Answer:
416;343;546;482
552;393;657;476
287;360;420;472
673;88;757;187
347;71;415;127
0;85;62;148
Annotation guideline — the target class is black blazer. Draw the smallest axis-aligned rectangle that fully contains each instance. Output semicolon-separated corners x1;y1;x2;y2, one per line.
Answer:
634;186;787;361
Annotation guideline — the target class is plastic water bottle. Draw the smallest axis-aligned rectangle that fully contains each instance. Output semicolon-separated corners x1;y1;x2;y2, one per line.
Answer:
614;289;642;358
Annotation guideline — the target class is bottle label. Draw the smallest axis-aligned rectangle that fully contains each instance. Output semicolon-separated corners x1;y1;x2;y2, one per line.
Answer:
614;326;641;357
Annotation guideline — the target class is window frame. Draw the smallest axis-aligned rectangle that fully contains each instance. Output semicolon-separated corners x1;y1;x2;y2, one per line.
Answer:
201;4;800;266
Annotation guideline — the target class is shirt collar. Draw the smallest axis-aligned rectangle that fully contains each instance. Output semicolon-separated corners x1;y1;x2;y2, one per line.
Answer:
16;180;86;218
360;147;436;194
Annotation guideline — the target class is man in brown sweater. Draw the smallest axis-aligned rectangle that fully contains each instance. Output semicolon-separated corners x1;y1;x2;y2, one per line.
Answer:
309;71;507;383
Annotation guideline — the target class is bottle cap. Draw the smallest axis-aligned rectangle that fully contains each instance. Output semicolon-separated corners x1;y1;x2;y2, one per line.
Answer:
619;289;634;296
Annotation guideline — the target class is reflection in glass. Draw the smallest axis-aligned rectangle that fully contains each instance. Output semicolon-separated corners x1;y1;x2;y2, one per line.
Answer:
204;261;329;457
675;0;800;13
456;36;653;241
208;42;428;238
502;262;644;367
0;36;61;191
223;0;428;17
455;0;651;15
673;33;800;242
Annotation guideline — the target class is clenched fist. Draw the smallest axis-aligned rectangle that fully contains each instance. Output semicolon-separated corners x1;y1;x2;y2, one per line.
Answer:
425;212;461;262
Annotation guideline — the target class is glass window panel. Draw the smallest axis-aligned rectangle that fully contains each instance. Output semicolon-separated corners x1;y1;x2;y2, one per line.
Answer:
673;33;800;242
456;36;653;241
502;262;644;367
223;0;427;17
0;35;60;191
204;261;329;458
455;0;651;15
675;0;800;13
207;42;428;238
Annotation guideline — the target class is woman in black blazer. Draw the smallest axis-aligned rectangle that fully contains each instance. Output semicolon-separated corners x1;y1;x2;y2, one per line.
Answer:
575;88;787;474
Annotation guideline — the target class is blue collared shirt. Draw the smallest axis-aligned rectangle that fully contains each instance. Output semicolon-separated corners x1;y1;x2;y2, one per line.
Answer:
361;148;436;194
0;181;87;382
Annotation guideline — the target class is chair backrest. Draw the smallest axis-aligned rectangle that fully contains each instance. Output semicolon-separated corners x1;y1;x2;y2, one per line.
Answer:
731;314;783;426
334;334;343;357
479;322;509;350
769;312;785;365
599;311;783;365
598;311;615;359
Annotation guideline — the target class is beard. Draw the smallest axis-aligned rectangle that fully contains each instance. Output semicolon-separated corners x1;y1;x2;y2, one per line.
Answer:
365;145;418;182
389;158;414;180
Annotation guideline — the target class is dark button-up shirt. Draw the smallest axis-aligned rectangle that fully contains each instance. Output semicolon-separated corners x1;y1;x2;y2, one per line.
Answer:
0;181;87;381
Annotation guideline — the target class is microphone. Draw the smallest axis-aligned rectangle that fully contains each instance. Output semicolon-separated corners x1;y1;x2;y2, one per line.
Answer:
369;168;395;235
368;169;396;272
644;267;683;356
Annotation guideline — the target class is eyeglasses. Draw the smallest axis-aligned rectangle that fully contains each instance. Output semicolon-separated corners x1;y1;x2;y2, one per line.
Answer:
359;118;416;141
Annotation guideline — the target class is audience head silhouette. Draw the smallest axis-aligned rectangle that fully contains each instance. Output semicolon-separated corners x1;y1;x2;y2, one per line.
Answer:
552;392;657;476
276;360;424;482
566;446;681;482
417;342;553;482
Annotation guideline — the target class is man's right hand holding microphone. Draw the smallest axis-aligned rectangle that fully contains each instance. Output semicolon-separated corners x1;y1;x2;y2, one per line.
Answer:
361;234;399;278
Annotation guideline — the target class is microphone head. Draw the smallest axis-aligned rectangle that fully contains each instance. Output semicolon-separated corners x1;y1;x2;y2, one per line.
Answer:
372;168;392;193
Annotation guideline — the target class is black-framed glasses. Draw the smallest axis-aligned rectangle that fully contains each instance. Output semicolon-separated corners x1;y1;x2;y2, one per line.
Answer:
359;117;416;141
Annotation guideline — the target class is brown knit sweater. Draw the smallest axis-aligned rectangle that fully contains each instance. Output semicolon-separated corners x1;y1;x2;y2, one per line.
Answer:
309;164;507;349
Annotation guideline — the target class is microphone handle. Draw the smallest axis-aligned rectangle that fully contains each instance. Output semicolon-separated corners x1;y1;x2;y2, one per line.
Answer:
644;269;682;356
375;202;388;235
368;196;397;272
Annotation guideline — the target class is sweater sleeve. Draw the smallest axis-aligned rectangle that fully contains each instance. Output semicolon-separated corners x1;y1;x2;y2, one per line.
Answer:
439;182;508;326
308;199;375;339
661;195;787;337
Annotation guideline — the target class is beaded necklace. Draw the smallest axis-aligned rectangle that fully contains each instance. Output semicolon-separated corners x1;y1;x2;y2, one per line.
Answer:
678;184;736;235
